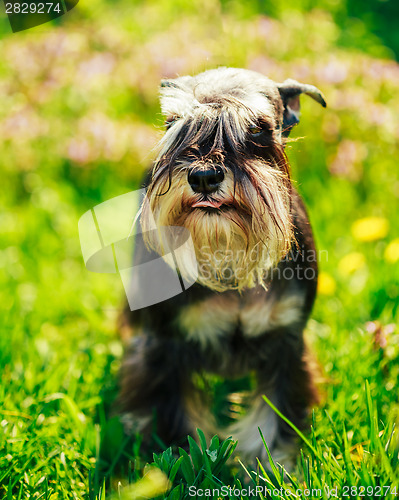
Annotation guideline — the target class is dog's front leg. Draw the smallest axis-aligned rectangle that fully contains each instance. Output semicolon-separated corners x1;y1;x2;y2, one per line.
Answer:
119;336;195;448
230;329;318;467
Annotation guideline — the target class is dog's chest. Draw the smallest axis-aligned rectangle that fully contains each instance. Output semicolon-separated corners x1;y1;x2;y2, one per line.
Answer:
176;287;305;349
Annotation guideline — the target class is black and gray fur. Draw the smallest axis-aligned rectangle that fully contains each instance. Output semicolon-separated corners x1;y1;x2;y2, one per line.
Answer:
119;67;326;464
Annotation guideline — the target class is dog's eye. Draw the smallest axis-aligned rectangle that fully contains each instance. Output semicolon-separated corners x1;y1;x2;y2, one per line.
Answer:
165;116;180;129
248;125;263;137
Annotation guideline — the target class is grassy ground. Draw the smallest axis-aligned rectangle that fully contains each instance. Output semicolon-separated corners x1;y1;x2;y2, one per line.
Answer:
1;1;399;498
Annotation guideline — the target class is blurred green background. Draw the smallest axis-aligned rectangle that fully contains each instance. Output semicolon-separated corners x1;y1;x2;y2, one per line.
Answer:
0;0;399;498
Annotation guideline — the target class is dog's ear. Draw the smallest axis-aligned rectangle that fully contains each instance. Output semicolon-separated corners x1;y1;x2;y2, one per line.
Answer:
277;79;326;136
160;75;193;89
160;80;177;88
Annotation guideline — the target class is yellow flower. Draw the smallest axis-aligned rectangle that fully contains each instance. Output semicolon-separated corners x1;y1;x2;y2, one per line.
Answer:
338;252;366;275
117;468;171;500
384;238;399;263
318;272;336;295
351;217;389;242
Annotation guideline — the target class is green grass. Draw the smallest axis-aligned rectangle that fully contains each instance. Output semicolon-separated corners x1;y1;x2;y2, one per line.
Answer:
1;1;399;498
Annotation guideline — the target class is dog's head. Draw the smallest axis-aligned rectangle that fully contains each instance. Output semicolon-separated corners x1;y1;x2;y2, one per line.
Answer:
141;67;326;291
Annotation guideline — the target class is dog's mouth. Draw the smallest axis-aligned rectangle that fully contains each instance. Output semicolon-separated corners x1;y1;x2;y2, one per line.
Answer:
191;198;234;211
192;199;223;209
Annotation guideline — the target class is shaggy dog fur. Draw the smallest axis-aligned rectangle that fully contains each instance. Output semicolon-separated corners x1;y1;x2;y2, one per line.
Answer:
119;67;326;464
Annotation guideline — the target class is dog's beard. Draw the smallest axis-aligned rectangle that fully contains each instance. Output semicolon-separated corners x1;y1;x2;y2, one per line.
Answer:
141;157;293;292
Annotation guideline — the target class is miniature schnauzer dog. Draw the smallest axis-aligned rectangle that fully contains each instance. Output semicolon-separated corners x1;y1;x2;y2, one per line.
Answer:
119;67;326;464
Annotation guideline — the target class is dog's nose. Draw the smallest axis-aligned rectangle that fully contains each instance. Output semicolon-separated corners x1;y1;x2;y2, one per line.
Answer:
188;166;224;194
